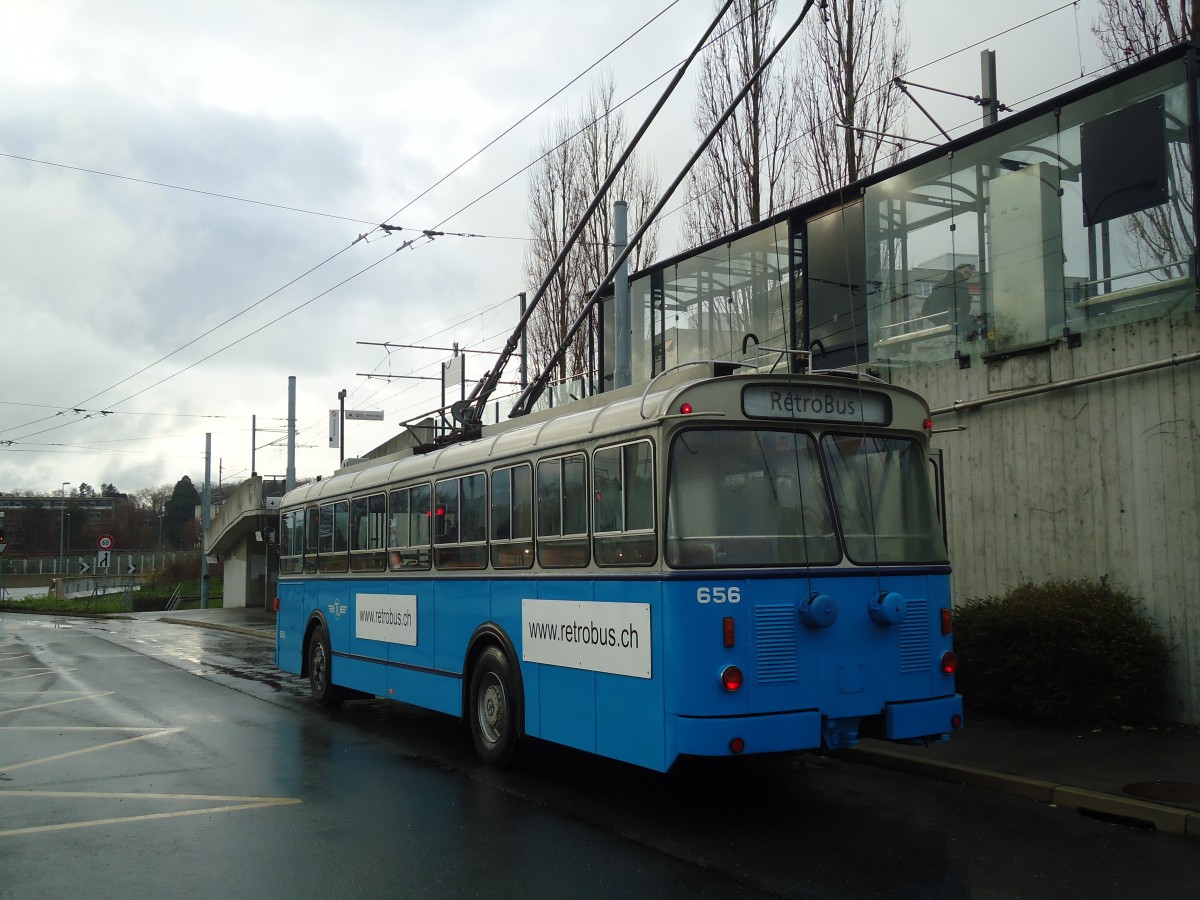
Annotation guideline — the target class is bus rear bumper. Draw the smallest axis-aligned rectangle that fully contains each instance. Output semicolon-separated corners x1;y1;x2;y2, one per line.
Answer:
884;693;964;742
672;710;823;758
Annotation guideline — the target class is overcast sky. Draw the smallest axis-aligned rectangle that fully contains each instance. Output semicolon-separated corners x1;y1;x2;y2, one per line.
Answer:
0;0;1107;498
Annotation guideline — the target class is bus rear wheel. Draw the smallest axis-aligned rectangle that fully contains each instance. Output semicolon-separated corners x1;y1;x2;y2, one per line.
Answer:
308;623;344;708
469;646;520;767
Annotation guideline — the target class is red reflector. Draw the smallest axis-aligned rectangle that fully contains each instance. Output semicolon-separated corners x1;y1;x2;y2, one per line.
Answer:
680;402;693;415
729;737;745;754
951;714;962;730
923;418;933;431
940;651;959;675
273;597;280;612
722;616;735;648
721;665;743;692
940;607;953;635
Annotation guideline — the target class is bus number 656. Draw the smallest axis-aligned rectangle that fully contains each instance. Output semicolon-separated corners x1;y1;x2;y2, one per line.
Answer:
696;586;741;604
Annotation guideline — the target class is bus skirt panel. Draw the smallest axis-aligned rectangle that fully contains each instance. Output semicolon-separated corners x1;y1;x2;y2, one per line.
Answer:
669;710;823;762
885;692;963;742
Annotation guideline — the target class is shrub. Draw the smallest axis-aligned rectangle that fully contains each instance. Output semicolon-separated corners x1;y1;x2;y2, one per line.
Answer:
953;578;1171;726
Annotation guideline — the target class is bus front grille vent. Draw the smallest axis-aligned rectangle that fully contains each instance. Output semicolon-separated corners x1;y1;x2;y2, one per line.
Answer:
899;599;930;674
755;604;798;683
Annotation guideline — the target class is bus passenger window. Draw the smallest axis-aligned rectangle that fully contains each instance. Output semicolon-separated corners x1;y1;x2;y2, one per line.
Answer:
594;440;656;567
537;454;589;567
318;500;350;573
492;463;534;569
434;474;487;570
388;484;431;570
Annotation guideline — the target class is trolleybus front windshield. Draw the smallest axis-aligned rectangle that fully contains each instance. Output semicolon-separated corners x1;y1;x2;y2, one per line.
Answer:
666;428;946;568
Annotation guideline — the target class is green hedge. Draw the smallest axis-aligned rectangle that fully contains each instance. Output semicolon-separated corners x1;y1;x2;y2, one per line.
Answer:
953;579;1171;725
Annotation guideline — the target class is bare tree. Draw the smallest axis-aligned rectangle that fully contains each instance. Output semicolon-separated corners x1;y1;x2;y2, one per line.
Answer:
524;118;583;383
574;75;660;297
793;0;909;197
1093;1;1194;280
523;75;660;382
1093;0;1192;64
683;0;800;247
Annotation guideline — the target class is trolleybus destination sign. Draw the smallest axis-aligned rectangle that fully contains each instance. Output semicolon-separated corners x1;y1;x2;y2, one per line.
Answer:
741;384;890;425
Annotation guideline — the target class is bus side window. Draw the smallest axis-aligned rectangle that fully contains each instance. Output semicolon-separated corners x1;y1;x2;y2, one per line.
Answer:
537;454;589;568
492;463;534;569
389;485;432;570
434;474;487;570
594;440;656;567
303;506;320;573
318;500;350;573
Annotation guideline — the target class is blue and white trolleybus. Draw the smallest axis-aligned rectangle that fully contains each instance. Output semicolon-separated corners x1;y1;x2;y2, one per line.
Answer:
274;364;963;771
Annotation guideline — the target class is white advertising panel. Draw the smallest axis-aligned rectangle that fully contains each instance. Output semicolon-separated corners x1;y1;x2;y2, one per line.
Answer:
522;599;651;679
355;593;417;646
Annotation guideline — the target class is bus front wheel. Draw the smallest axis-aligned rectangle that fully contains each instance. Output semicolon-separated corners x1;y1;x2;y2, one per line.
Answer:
308;623;343;708
469;646;519;767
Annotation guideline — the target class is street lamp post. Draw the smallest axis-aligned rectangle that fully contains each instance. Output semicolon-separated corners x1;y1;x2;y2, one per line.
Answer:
58;482;68;576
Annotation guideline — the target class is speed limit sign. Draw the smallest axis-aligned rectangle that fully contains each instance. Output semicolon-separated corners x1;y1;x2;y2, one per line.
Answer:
97;534;114;551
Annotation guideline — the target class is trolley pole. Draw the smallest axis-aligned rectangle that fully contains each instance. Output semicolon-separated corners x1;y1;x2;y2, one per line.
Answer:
201;432;211;609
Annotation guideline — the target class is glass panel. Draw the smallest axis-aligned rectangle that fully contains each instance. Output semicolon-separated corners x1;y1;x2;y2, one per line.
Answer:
624;441;654;531
537;459;562;537
807;202;868;368
389;484;431;571
303;506;319;573
593;440;657;567
434;480;459;545
491;467;512;540
350;494;386;572
492;465;534;569
666;429;839;567
410;484;431;549
318;501;349;573
821;433;947;564
351;497;369;551
512;465;533;540
280;509;304;574
562;455;587;536
460;473;487;544
389;489;409;548
593;446;623;533
657;224;794;372
867;59;1192;367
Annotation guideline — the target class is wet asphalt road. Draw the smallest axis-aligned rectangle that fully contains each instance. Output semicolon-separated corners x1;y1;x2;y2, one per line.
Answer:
1;613;1197;899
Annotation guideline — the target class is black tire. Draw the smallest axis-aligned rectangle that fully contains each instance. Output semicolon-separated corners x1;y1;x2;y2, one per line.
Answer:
308;623;344;708
468;645;520;767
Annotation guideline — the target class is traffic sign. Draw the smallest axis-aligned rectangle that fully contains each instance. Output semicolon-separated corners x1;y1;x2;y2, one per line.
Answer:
79;560;91;574
126;563;137;575
98;534;114;551
97;550;111;570
345;409;384;421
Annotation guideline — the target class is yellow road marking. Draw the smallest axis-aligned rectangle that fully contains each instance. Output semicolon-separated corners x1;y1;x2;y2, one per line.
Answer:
0;726;183;772
0;696;113;715
0;791;302;838
0;726;161;732
0;671;61;684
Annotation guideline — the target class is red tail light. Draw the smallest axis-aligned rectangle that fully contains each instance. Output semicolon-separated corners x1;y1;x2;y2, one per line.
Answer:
940;651;959;675
273;597;280;612
720;665;743;692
